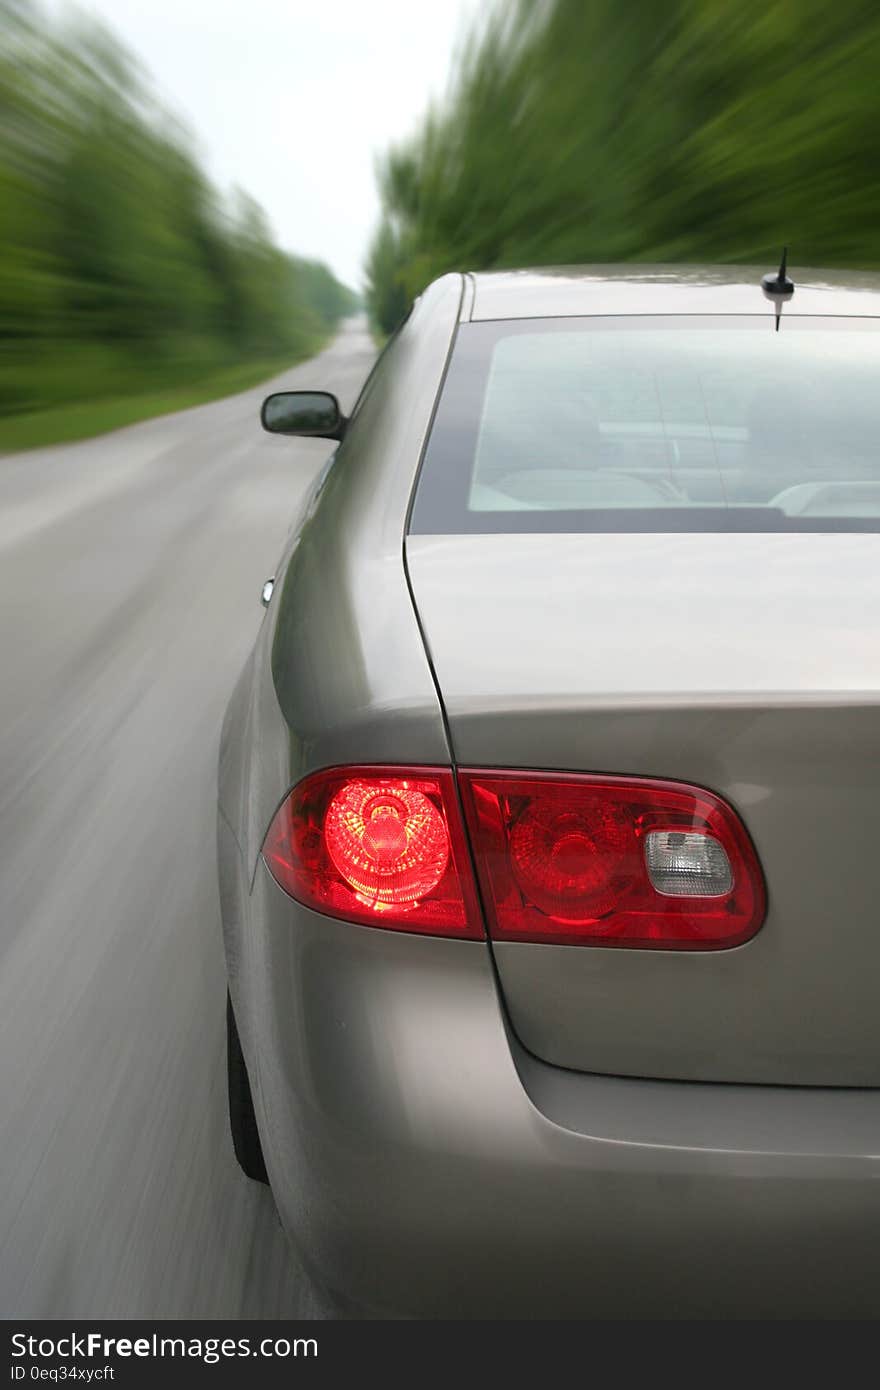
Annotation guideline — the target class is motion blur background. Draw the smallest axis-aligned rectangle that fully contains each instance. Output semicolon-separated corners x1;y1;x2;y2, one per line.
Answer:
366;0;880;331
4;0;880;441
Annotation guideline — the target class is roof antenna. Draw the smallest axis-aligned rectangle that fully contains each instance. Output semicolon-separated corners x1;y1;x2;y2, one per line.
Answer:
761;246;794;331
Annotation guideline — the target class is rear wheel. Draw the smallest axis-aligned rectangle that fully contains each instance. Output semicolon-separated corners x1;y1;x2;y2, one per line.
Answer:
226;993;268;1184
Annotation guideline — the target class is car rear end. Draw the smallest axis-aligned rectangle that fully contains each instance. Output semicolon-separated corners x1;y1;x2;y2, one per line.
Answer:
230;270;880;1316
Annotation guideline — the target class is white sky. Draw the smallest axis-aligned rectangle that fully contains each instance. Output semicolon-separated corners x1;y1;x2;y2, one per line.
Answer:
61;0;481;289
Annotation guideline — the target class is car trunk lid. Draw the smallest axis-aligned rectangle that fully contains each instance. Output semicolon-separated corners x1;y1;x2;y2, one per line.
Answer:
406;531;880;1085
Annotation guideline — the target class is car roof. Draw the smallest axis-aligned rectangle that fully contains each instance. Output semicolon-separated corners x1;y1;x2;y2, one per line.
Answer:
466;264;880;321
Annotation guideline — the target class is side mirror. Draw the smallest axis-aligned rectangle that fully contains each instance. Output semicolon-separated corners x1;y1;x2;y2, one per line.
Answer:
260;390;345;441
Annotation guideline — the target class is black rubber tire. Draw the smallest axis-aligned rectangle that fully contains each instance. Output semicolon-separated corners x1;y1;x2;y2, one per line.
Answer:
226;992;269;1184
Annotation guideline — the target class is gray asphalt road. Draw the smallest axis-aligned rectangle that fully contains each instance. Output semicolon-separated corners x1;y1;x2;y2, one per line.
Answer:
0;318;375;1318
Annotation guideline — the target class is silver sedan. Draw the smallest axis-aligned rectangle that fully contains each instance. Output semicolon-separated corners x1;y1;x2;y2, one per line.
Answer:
218;264;880;1317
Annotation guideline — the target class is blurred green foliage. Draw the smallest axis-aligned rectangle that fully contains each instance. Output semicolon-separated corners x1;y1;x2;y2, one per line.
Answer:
0;0;356;437
367;0;880;334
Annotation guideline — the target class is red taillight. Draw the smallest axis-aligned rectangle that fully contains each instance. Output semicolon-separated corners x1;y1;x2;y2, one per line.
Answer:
263;765;765;950
262;766;483;937
458;771;765;950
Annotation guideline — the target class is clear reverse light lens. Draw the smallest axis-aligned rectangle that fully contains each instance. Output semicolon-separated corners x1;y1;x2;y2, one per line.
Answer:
644;830;733;897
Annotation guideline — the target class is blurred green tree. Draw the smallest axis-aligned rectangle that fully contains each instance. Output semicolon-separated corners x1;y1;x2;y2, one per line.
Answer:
366;0;880;334
0;0;357;427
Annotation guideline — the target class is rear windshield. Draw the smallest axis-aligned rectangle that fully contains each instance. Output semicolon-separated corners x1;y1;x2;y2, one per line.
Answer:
409;316;880;533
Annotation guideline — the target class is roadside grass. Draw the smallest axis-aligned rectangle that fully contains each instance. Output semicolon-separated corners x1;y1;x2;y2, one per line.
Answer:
0;349;326;454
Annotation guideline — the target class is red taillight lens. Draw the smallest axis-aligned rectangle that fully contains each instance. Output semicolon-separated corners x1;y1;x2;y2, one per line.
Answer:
263;765;765;949
262;766;483;937
458;771;765;949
